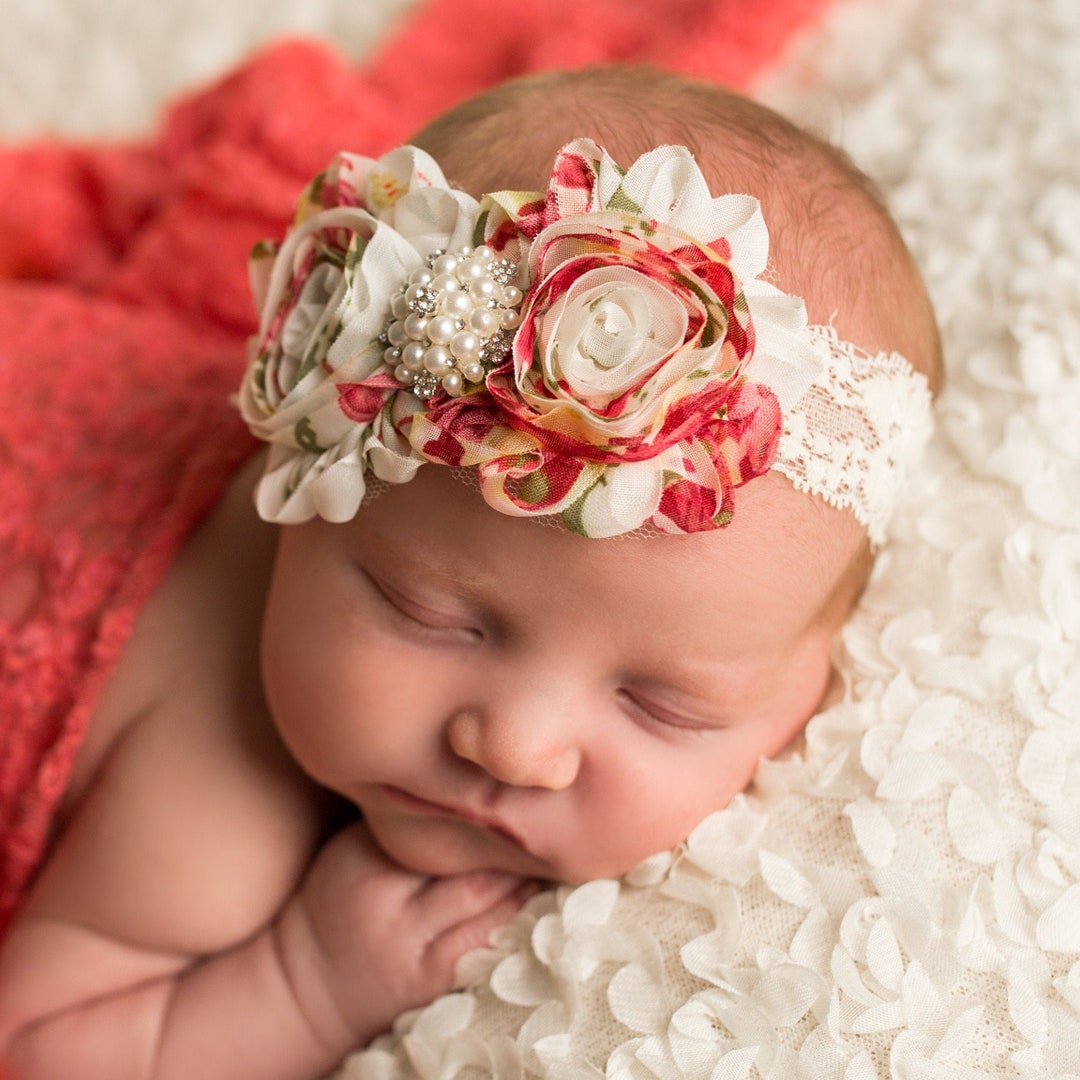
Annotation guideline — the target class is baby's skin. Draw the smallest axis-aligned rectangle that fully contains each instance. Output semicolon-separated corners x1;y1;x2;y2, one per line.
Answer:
0;451;850;1079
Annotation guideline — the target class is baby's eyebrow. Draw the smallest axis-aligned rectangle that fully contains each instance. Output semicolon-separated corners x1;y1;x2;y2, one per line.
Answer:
624;659;750;710
419;555;492;598
369;540;492;603
363;525;777;703
652;625;798;698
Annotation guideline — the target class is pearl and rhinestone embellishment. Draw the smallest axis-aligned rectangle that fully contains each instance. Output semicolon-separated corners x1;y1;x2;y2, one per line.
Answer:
382;244;522;399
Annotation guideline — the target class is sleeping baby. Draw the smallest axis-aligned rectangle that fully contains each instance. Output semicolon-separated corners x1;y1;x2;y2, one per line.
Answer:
0;64;938;1079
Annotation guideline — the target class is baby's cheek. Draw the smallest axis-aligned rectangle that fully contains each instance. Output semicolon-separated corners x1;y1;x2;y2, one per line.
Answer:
618;759;752;864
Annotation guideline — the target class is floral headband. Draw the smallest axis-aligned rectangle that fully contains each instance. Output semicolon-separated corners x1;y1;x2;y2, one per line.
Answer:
239;139;932;542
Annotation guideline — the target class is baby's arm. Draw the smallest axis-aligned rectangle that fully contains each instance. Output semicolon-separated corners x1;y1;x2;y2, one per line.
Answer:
0;710;531;1080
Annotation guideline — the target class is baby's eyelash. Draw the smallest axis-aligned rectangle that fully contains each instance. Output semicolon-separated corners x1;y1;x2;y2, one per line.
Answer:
614;689;718;736
365;571;481;643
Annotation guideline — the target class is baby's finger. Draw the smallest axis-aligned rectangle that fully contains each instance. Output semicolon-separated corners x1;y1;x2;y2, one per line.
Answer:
422;879;541;974
412;869;535;927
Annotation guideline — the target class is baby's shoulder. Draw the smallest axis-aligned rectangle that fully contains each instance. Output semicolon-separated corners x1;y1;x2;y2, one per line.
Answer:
45;453;328;952
61;679;327;952
63;453;276;809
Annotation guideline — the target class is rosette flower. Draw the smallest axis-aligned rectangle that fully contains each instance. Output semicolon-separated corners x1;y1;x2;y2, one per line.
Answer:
408;140;823;536
239;147;480;523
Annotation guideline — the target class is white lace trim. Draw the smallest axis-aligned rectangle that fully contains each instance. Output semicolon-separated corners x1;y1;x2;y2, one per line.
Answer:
774;325;933;546
363;326;934;545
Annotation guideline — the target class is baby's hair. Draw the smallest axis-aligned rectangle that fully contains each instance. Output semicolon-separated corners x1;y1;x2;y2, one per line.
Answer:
413;64;943;394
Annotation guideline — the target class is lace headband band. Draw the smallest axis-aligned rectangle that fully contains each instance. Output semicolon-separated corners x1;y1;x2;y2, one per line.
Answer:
238;139;932;543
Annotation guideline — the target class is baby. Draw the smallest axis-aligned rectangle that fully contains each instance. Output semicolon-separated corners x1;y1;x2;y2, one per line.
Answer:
0;66;939;1079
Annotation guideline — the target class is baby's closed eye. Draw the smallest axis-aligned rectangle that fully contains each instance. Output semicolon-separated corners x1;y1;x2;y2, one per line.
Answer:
613;686;729;736
361;568;484;645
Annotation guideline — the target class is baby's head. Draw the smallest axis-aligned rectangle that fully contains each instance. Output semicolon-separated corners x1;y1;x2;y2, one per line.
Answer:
244;67;938;883
411;66;942;393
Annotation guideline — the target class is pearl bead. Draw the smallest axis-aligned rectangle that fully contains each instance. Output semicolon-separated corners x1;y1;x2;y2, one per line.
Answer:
469;307;499;336
450;330;480;361
440;292;472;318
457;260;487;284
401;341;426;371
431;253;459;276
384;243;525;399
423;345;453;374
426;315;456;345
430;273;461;293
403;313;429;340
471;277;497;301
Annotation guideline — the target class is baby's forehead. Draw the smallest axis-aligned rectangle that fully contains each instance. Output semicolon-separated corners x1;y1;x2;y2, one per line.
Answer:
619;476;857;601
356;467;859;638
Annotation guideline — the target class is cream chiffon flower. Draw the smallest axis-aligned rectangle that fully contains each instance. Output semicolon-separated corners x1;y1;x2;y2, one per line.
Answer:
239;146;479;523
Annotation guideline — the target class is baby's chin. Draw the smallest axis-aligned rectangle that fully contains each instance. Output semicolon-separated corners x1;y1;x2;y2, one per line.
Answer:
364;812;563;881
366;815;670;885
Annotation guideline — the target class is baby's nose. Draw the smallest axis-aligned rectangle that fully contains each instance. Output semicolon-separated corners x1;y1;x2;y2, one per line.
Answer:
446;705;581;790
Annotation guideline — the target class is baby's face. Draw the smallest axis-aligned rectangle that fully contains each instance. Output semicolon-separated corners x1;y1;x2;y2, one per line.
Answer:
261;467;848;883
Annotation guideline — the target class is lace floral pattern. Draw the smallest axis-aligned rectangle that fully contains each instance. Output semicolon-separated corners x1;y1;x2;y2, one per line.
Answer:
775;327;932;547
336;0;1080;1075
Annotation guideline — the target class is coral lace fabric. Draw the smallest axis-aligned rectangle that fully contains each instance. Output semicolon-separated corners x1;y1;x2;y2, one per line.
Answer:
0;0;832;932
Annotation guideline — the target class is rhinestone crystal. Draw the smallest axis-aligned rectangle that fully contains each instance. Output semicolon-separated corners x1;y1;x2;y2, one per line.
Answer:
383;245;521;398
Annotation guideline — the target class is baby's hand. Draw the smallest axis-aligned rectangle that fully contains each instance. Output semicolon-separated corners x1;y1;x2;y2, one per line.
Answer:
274;821;536;1053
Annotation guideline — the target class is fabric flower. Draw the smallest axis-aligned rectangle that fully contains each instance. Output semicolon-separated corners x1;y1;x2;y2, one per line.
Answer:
239;147;480;523
407;139;822;537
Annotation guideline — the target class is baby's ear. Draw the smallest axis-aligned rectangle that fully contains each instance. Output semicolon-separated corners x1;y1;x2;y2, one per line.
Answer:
826;530;875;630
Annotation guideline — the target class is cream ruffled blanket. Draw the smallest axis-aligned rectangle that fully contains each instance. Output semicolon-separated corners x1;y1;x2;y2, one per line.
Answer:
9;0;1078;1074
340;1;1080;1076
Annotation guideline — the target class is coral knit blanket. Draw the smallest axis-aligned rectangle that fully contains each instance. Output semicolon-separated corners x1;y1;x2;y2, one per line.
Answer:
0;0;835;933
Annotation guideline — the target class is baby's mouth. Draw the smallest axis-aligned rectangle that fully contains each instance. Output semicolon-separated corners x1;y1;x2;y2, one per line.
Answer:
379;784;528;850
